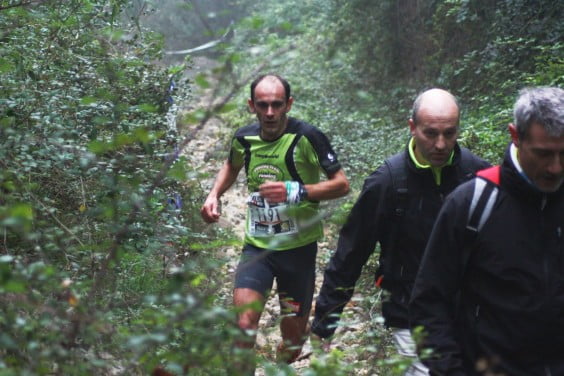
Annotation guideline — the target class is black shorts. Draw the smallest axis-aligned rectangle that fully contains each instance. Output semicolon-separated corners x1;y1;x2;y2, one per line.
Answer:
234;242;317;317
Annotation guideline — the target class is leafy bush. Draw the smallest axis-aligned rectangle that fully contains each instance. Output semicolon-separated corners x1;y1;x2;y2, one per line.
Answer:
0;1;244;374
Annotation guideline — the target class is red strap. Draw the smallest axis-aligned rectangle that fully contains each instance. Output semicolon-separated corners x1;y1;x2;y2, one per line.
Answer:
476;165;501;185
375;275;384;288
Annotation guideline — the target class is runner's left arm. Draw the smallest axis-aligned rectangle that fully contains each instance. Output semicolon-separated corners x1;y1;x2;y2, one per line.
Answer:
304;169;349;200
259;169;349;203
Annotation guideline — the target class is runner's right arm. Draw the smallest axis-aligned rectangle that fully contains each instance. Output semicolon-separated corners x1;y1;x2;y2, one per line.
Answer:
200;161;242;223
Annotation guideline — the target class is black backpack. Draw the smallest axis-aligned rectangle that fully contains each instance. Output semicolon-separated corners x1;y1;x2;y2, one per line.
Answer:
375;149;489;287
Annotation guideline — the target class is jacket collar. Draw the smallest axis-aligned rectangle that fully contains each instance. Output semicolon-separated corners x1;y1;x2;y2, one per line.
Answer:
405;141;462;185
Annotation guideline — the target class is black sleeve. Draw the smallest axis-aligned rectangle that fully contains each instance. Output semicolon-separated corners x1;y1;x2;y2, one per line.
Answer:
409;183;474;375
300;122;342;175
312;169;389;338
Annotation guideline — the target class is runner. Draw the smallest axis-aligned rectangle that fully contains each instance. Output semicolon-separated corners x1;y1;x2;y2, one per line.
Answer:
201;74;349;372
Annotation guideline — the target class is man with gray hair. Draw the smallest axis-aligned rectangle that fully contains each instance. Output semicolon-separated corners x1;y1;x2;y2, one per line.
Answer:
409;86;564;375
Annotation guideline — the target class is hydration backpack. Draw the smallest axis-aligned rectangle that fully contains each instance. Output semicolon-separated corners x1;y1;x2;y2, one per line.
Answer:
375;151;492;287
466;165;501;233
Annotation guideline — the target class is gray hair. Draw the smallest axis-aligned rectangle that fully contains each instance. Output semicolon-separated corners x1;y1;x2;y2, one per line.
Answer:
514;87;564;139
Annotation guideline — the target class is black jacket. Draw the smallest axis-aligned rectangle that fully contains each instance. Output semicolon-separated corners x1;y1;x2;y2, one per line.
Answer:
409;146;564;376
312;143;489;338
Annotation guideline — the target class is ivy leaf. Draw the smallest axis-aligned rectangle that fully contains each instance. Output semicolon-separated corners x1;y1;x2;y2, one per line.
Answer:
167;159;187;181
136;103;158;113
0;58;15;74
87;140;110;154
194;73;210;89
80;96;98;105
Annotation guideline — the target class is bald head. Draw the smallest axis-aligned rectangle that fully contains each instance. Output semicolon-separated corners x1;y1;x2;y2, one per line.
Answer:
250;74;291;102
408;88;461;167
411;88;460;126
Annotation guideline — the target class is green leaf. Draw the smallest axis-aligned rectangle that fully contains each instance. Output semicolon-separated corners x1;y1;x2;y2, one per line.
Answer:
1;180;15;192
136;103;158;113
9;203;33;221
114;133;133;147
3;280;25;293
190;273;206;287
182;109;206;124
0;116;15;127
87;140;110;154
80;96;98;105
168;64;185;75
133;127;151;143
279;21;293;31
0;58;15;74
194;73;210;89
167;160;187;181
216;102;237;114
248;16;265;29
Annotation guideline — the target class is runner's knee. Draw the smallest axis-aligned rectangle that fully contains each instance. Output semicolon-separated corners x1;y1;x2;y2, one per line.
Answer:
238;311;260;331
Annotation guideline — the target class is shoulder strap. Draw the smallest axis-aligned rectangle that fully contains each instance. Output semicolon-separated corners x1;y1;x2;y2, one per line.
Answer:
458;147;481;180
466;166;500;232
384;153;409;217
376;153;409;287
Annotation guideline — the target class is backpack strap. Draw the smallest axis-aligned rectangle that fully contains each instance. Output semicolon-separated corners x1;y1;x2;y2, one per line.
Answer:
458;147;474;177
458;147;484;181
376;153;409;287
385;153;409;218
466;166;500;232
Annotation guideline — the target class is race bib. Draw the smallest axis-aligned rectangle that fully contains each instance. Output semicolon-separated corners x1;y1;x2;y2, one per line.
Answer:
247;192;298;237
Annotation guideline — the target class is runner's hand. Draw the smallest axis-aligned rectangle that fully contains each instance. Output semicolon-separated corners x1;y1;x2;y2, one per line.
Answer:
258;181;287;203
200;195;221;223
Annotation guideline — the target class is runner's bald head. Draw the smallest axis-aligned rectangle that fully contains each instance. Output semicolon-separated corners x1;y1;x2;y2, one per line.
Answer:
250;74;291;102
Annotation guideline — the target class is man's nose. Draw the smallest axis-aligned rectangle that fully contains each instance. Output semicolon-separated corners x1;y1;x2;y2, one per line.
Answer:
266;105;275;116
547;153;564;175
435;135;446;150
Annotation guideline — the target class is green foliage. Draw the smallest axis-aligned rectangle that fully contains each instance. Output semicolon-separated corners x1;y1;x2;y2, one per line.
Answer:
304;350;352;376
0;1;244;374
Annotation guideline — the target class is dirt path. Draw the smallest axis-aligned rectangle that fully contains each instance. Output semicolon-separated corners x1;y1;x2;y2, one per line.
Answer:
179;63;386;374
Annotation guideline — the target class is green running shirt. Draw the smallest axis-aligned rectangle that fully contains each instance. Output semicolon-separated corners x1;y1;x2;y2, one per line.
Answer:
229;117;341;250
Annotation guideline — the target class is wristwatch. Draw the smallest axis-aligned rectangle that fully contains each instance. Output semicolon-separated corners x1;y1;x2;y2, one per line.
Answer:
298;183;308;202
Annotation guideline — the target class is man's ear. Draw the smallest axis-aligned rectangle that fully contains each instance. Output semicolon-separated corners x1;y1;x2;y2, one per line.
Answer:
285;96;294;112
508;123;520;147
248;98;256;113
408;118;416;136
